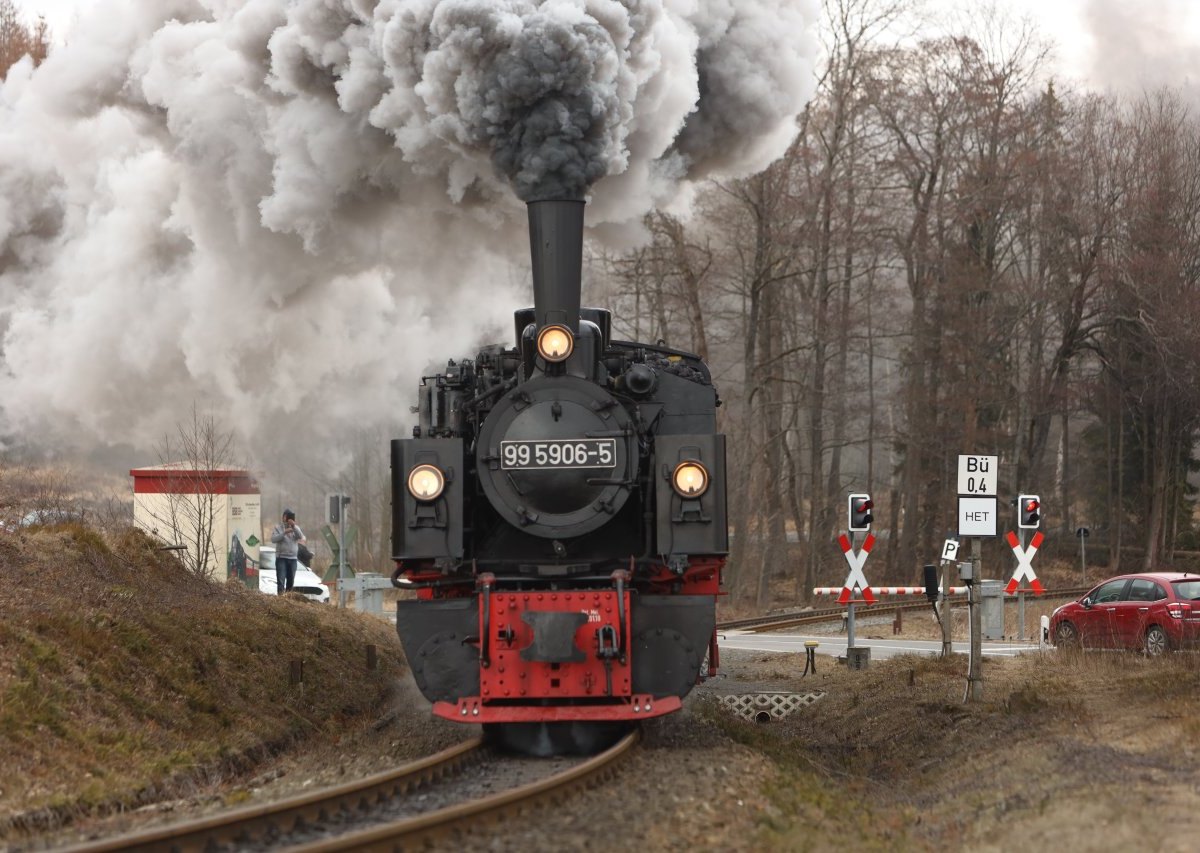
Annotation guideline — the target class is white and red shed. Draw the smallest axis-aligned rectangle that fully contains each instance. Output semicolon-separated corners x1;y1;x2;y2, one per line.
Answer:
130;465;262;584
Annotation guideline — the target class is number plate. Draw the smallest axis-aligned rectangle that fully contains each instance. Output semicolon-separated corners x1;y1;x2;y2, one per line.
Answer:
500;439;617;470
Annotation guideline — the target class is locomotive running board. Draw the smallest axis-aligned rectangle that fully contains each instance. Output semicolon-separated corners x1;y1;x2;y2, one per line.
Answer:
433;694;681;723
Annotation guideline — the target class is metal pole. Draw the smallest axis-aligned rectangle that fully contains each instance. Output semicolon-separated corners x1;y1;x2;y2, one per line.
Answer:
1017;527;1026;641
338;490;347;609
941;560;953;657
967;541;983;701
846;531;856;652
1080;531;1087;582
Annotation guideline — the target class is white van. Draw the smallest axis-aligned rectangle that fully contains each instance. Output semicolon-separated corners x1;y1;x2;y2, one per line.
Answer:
258;545;331;604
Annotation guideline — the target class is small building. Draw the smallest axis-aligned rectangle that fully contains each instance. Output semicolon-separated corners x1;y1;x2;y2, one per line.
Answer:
130;464;261;585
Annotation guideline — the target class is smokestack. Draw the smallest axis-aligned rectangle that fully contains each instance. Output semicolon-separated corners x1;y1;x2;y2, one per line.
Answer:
527;200;584;333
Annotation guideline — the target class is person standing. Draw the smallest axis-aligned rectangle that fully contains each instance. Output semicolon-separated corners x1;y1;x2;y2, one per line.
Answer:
271;509;305;594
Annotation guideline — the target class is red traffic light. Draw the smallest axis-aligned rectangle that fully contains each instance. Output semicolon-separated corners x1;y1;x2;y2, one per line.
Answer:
1018;494;1041;529
848;493;873;531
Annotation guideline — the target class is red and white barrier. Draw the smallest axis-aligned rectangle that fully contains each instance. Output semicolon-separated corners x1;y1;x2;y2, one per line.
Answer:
814;586;968;597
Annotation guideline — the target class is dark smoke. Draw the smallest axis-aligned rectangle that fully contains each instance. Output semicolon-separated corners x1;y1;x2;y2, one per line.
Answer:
476;12;615;201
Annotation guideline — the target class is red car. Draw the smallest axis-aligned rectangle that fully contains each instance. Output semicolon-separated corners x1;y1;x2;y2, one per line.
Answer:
1050;572;1200;654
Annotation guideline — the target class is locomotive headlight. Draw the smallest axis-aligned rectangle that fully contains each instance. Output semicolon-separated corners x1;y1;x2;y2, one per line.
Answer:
672;461;709;498
407;464;445;501
536;325;574;363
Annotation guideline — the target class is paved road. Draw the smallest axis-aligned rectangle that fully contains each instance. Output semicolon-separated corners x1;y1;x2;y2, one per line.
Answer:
719;630;1041;660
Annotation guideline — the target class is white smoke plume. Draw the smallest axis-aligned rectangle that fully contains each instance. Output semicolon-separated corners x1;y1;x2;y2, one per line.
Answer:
0;0;818;471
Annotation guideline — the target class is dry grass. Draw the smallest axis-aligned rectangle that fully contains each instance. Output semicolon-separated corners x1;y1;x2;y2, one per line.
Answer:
0;523;405;840
704;646;1200;850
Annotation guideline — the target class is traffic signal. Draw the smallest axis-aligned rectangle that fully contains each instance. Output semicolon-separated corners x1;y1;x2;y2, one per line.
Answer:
923;564;939;603
848;493;873;531
1018;494;1040;529
327;493;351;525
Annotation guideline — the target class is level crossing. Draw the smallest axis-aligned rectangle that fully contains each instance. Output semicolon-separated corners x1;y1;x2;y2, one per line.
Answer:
718;631;1038;660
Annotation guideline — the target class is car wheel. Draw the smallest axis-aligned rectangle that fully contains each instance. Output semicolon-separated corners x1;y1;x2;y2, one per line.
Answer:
1143;624;1169;656
1055;621;1079;649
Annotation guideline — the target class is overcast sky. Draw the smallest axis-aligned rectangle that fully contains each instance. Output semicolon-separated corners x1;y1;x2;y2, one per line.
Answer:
15;0;79;34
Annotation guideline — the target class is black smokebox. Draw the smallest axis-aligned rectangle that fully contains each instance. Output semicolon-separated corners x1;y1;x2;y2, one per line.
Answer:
527;199;584;333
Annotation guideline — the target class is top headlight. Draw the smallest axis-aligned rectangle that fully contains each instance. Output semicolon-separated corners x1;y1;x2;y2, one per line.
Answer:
536;325;574;363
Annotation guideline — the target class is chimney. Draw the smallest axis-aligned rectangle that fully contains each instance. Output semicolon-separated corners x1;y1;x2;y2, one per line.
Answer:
527;199;584;332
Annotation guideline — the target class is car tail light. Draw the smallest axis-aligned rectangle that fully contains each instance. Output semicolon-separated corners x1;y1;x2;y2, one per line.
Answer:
1167;602;1191;619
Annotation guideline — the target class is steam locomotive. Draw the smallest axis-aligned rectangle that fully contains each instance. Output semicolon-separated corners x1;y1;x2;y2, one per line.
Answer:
390;199;727;752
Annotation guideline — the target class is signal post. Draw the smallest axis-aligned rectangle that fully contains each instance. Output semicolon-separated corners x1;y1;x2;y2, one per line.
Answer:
1008;494;1044;639
839;493;874;668
937;538;960;657
957;455;999;702
327;492;351;607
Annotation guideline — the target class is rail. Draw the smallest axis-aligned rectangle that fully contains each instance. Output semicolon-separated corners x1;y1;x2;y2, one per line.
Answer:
59;738;485;853
716;586;1093;634
60;730;638;853
291;729;638;851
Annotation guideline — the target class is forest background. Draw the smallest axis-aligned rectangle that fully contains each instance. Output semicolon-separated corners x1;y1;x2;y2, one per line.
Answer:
3;0;1200;606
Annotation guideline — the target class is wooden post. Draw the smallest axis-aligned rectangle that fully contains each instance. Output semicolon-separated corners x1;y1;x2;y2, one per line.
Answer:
366;644;378;671
289;659;304;686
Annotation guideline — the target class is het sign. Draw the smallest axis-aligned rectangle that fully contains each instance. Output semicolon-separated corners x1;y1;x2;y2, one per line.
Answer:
958;496;999;537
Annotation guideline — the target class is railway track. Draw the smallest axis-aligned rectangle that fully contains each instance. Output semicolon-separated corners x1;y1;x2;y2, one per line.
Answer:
716;586;1092;634
58;588;1090;850
61;731;637;852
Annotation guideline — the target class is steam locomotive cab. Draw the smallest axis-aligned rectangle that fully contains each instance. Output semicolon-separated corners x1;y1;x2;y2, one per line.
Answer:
391;200;727;742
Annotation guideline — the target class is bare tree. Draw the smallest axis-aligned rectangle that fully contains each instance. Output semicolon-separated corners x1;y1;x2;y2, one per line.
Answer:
712;160;803;606
1094;91;1200;568
589;1;1200;607
643;212;715;361
137;405;240;579
1;1;50;76
868;36;966;578
797;0;906;594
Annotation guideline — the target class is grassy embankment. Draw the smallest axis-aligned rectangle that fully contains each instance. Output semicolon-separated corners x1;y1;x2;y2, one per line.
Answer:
704;645;1200;850
0;523;405;838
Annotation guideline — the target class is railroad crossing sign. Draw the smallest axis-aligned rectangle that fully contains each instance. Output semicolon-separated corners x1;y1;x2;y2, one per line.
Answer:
837;533;876;605
1005;530;1045;595
941;538;960;563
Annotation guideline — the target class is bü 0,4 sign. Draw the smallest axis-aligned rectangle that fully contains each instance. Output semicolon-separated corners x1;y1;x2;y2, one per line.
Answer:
957;455;998;496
